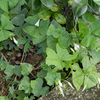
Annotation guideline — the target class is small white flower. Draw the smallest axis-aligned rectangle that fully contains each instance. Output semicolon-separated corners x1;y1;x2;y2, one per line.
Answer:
74;43;80;51
82;85;86;91
13;37;18;44
98;78;100;84
58;80;64;97
35;20;40;27
70;48;75;52
58;86;64;97
67;81;74;89
59;80;63;87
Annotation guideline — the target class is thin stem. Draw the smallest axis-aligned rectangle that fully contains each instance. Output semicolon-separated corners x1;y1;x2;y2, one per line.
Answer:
88;4;96;13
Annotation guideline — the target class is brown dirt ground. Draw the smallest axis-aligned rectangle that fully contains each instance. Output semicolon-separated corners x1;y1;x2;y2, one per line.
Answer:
0;45;43;98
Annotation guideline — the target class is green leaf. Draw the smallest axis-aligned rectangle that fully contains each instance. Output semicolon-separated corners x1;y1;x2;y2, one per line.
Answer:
39;19;49;36
93;0;100;5
0;61;9;70
19;76;30;93
82;12;95;23
24;19;49;38
91;19;100;32
20;63;33;75
24;41;31;52
79;21;89;37
96;38;100;48
40;86;49;95
13;65;21;76
25;14;39;25
45;71;61;86
39;10;51;20
4;65;15;77
57;44;77;61
9;86;15;94
58;35;69;48
12;14;25;26
40;0;58;11
31;80;38;89
72;0;88;17
82;56;96;73
50;4;59;12
46;47;63;71
84;74;98;89
24;96;35;100
72;63;84;90
92;27;100;37
16;90;28;100
54;13;66;24
89;50;100;65
0;0;8;13
81;35;96;47
0;29;14;42
40;0;55;8
47;24;61;38
47;35;58;51
1;14;14;30
9;0;19;9
19;0;27;5
10;4;21;14
24;26;40;38
51;20;61;28
17;38;27;46
0;96;8;100
32;78;48;97
32;35;46;45
46;44;77;72
37;69;47;78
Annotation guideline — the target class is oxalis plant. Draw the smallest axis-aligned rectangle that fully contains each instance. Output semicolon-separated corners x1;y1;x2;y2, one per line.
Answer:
0;0;100;99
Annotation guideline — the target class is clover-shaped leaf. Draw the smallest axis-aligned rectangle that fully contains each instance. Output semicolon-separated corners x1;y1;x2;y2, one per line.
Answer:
0;14;15;42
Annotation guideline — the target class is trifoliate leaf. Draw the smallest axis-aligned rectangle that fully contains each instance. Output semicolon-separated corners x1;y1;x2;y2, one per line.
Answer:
12;14;25;26
1;14;14;30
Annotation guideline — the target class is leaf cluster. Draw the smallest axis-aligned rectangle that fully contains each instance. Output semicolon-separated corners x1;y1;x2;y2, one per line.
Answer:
0;0;100;99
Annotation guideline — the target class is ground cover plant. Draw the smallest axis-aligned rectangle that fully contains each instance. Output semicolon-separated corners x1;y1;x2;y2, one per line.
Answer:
0;0;100;99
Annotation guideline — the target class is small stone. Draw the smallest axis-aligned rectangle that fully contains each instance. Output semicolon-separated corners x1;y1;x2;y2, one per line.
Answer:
17;53;21;57
15;61;20;64
19;44;24;49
